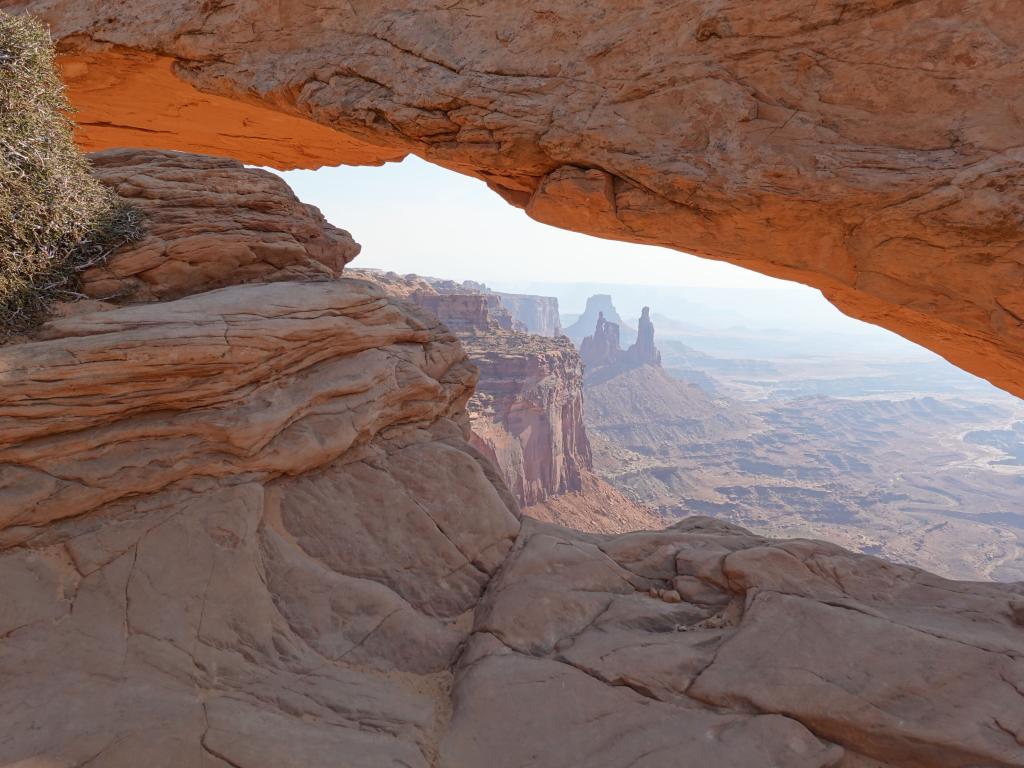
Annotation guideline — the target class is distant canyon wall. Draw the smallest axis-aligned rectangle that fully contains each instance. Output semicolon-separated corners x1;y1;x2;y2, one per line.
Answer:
7;1;1024;397
493;292;562;337
349;270;591;508
465;334;591;507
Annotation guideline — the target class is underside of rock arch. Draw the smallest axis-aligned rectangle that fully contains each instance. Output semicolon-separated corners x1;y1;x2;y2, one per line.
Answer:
6;0;1024;397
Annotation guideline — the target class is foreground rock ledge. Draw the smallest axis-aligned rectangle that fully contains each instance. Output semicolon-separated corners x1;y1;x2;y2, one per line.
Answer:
6;0;1024;398
0;278;522;765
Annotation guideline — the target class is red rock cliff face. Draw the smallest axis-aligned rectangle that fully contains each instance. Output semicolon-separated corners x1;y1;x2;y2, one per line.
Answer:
462;333;591;506
349;270;591;508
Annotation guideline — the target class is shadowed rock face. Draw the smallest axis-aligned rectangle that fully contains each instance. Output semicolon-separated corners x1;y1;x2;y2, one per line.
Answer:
5;0;1024;397
1;149;1023;765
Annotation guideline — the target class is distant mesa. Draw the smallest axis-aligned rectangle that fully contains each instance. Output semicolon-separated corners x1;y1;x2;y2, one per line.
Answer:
494;291;562;337
579;300;662;373
564;294;635;344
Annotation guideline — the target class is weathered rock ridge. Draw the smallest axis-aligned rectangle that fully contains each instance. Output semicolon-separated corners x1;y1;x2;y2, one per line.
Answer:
81;149;361;303
0;276;527;765
1;149;1023;766
352;268;591;508
0;152;525;765
8;0;1024;398
349;269;653;533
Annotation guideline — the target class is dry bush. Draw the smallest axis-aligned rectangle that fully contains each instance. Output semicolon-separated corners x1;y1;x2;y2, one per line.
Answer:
0;11;141;334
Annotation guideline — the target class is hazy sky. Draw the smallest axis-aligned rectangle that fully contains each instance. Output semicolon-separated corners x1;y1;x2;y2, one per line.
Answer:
278;156;803;291
273;157;978;364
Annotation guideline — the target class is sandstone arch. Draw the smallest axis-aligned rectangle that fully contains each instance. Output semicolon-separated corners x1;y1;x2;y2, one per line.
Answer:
5;0;1024;397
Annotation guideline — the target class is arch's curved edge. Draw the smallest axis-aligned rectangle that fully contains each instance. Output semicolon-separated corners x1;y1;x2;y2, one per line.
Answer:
7;0;1024;397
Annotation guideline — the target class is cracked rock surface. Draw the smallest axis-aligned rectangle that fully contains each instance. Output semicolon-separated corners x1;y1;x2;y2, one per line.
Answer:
6;0;1024;398
0;271;522;765
451;517;1024;768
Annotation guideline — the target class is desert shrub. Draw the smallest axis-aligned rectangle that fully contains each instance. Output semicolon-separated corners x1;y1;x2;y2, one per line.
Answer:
0;11;141;334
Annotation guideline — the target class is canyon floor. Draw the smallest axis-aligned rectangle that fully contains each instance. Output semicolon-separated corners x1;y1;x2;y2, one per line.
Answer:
577;302;1024;582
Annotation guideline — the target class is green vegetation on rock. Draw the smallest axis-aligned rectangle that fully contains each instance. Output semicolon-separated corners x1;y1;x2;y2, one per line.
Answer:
0;11;141;334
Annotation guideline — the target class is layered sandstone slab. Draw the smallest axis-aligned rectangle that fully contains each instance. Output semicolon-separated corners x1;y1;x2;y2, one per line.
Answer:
81;148;360;302
3;263;1021;766
6;0;1024;396
0;278;522;766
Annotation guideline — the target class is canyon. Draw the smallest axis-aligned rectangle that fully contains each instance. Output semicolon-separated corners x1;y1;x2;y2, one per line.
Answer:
2;3;1024;767
574;294;1024;582
348;269;658;534
0;145;1019;766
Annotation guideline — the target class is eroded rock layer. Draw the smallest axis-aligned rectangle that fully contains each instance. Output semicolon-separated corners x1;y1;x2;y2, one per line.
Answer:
348;272;592;505
462;331;590;507
0;277;524;766
81;148;361;302
348;268;657;532
7;0;1024;397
